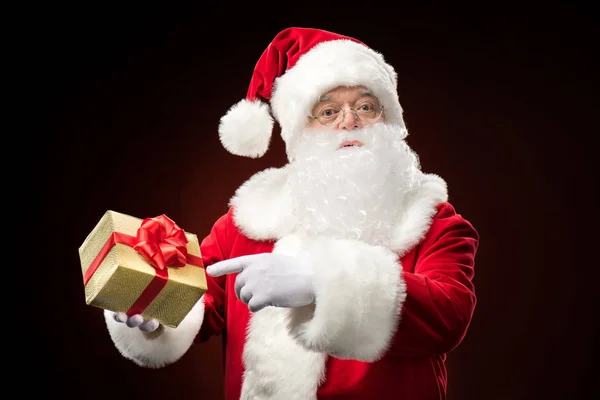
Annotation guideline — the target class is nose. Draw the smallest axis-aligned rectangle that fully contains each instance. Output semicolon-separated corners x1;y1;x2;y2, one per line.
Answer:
338;109;361;130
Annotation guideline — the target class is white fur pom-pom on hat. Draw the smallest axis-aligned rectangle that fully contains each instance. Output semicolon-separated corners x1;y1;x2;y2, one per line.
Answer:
218;99;274;158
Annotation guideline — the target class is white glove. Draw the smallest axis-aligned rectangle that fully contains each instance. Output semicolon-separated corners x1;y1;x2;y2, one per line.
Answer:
206;253;315;312
111;311;160;332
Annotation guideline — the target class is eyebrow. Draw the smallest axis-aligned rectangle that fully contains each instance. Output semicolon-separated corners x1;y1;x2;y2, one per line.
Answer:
318;89;375;103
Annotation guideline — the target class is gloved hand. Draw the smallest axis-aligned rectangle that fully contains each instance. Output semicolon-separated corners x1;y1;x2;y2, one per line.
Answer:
111;311;160;332
207;253;315;312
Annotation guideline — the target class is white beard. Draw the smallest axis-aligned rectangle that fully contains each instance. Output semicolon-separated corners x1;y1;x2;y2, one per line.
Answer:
286;123;423;246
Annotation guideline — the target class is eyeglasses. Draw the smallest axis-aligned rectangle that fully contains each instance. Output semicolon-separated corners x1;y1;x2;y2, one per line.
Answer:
311;100;385;126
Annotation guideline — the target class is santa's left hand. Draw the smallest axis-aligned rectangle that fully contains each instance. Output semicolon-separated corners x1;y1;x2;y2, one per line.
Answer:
206;253;315;312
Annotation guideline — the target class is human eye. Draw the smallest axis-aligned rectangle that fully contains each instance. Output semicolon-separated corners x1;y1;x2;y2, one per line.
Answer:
359;103;374;112
356;100;378;115
318;105;341;119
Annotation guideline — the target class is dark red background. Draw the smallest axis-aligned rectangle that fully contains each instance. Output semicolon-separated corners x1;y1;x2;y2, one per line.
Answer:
33;4;598;399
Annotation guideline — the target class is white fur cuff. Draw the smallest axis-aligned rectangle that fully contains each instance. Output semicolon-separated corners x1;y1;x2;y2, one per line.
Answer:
104;296;206;368
285;238;406;362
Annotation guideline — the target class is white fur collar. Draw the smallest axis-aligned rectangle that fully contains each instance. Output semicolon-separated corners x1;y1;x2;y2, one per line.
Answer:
229;164;448;398
229;164;448;256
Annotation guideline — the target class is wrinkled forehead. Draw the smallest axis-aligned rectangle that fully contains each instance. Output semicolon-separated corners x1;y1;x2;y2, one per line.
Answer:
315;85;380;106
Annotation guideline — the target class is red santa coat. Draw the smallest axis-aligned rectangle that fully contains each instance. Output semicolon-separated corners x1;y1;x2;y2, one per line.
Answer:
104;166;479;400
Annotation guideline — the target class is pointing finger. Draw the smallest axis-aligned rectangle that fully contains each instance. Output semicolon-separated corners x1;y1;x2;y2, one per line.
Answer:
206;254;262;277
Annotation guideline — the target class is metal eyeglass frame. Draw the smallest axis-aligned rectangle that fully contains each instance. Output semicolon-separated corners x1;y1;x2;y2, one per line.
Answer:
311;103;385;126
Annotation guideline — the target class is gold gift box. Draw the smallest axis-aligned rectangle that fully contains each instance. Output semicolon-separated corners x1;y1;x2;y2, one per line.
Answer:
79;210;207;328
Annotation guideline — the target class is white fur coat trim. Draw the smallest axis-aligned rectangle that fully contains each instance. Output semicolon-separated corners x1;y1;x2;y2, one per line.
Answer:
230;165;448;397
239;234;405;399
230;164;448;254
241;300;327;400
104;295;206;368
278;234;405;362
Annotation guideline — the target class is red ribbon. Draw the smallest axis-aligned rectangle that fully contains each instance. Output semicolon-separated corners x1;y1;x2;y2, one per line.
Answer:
133;214;190;270
83;214;204;316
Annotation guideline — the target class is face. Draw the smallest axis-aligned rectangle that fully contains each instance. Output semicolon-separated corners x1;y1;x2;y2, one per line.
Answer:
308;85;385;143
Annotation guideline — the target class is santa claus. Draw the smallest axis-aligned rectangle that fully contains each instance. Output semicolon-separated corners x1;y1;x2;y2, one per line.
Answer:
103;27;479;400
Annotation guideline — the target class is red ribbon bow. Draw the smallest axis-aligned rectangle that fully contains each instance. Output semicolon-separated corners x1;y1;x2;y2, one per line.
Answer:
83;212;204;319
133;214;189;270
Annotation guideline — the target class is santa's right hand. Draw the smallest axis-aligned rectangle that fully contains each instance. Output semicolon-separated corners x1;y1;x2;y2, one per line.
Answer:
112;311;160;332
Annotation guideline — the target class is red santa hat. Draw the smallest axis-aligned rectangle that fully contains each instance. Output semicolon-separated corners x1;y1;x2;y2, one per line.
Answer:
218;27;406;159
